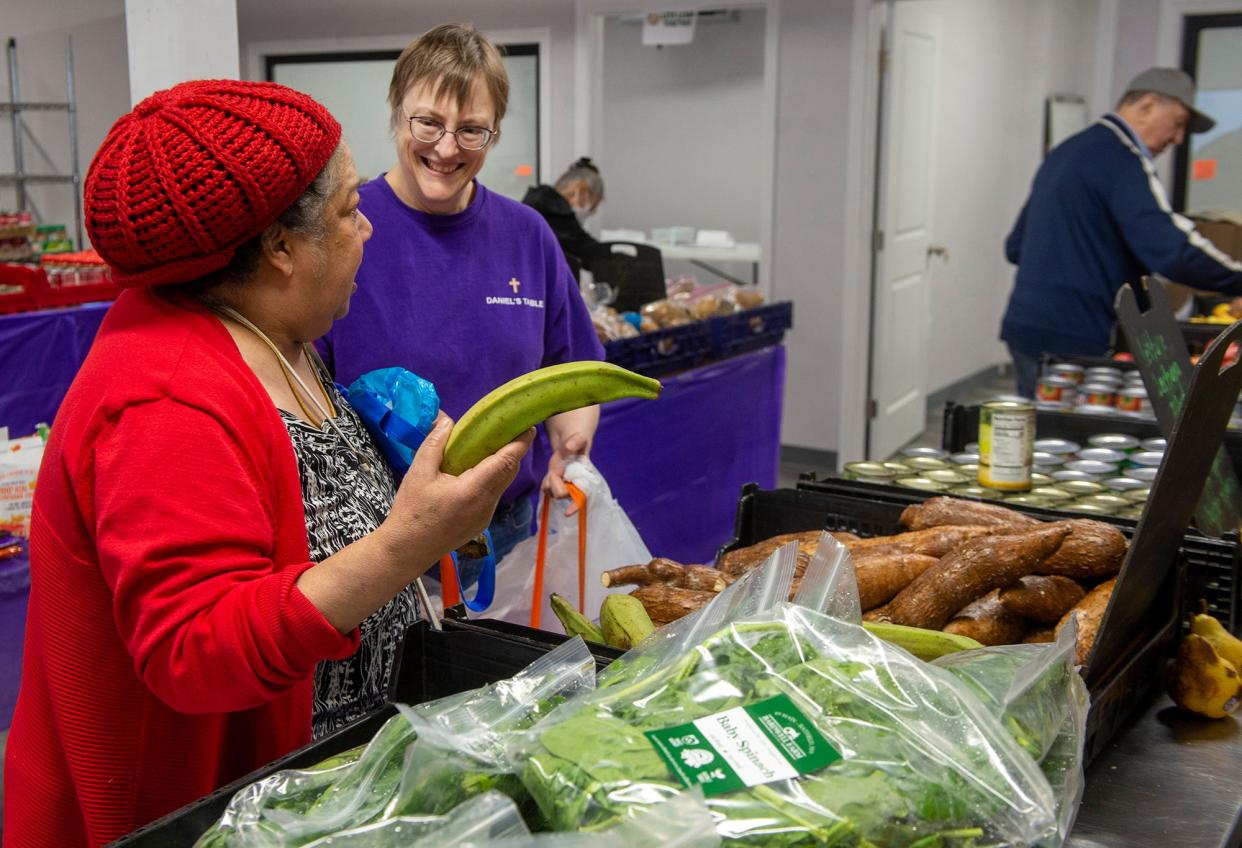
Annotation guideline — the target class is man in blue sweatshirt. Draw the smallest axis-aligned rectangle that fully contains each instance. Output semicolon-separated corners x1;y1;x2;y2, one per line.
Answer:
1001;67;1242;398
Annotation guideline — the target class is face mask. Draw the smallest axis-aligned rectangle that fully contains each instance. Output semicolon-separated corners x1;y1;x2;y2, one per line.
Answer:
572;204;593;223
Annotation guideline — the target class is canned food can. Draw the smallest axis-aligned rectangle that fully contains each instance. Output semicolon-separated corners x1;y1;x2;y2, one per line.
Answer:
949;452;980;465
1029;472;1055;487
1031;486;1073;503
1139;437;1167;452
843;461;898;482
1124;371;1146;387
1034;438;1081;456
904;456;950;472
1071;502;1116;516
964;442;980;454
1118;505;1147;520
1048;363;1086;384
1087;433;1140;452
952;486;988;498
1036;401;1073;413
1005;495;1050;506
1115;387;1150;415
978;400;1035;490
1129;450;1164;468
1102;476;1147;492
1052;469;1096;483
1128;466;1159;482
1036;375;1077;404
1032;450;1066;467
1059;479;1108;496
1076;404;1117;416
1083;493;1131;510
1079;383;1117;407
993;394;1033;405
922;468;970;485
1064;459;1119;477
1077;447;1128;465
1085;367;1124;383
900;446;949;460
1125;487;1151;503
895;476;948;492
956;463;980;477
881;461;912;474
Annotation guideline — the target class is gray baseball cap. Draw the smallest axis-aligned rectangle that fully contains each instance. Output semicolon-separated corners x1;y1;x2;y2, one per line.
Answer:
1125;67;1216;133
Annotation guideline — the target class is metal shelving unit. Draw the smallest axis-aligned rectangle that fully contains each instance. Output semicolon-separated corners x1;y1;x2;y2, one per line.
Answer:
1;37;82;250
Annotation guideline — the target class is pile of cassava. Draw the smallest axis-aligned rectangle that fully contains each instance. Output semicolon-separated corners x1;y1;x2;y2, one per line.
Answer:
604;496;1125;664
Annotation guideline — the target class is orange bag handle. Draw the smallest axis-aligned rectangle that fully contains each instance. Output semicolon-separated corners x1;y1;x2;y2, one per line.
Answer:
530;482;588;629
440;552;460;608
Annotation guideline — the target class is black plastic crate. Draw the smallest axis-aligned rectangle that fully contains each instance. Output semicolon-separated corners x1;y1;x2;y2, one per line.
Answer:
707;301;793;360
1113;319;1226;356
715;483;1237;764
942;400;1242;480
448;608;625;667
110;617;610;847
604;319;714;377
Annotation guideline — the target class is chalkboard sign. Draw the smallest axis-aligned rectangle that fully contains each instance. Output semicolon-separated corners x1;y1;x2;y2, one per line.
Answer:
1087;313;1242;683
1116;278;1242;537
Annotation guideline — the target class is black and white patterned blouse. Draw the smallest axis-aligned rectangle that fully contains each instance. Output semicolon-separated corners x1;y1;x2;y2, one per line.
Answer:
279;381;420;739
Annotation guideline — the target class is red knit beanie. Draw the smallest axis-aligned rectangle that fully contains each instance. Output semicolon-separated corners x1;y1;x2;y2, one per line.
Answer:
85;79;342;288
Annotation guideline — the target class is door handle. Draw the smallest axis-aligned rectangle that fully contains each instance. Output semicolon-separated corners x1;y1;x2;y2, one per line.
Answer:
926;244;949;262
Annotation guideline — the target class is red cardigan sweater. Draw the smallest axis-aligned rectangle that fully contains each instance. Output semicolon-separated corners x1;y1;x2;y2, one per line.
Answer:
3;288;360;847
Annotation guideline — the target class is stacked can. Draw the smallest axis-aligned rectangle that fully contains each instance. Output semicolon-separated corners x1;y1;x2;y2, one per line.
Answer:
1035;362;1154;419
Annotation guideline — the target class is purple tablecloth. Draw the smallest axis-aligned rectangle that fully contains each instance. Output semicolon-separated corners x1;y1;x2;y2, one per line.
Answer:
0;302;111;436
1;545;30;730
592;345;784;564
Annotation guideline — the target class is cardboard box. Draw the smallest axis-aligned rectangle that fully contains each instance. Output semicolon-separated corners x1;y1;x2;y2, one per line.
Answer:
1191;216;1242;261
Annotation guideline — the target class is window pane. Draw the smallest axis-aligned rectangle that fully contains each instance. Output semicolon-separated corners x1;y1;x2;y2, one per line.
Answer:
1186;26;1242;214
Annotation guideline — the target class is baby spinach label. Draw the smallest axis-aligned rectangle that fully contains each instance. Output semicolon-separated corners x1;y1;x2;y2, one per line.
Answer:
644;694;840;796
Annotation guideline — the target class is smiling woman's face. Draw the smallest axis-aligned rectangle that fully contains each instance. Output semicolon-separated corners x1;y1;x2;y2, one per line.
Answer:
390;77;498;215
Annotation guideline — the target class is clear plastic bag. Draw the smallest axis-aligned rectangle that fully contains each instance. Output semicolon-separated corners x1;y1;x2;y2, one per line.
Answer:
516;536;1063;846
196;638;595;847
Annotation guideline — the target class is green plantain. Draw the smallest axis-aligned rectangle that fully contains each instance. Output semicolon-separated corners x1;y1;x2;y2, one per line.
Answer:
441;362;662;475
551;593;606;644
600;594;657;650
863;621;984;660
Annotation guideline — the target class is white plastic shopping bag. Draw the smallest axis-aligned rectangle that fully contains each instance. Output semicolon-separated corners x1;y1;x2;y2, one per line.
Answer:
470;458;651;629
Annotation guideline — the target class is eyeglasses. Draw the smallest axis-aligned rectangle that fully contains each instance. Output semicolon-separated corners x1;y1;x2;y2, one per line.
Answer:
406;115;495;151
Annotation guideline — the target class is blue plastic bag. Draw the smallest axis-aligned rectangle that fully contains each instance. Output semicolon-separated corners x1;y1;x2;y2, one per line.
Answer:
346;367;440;477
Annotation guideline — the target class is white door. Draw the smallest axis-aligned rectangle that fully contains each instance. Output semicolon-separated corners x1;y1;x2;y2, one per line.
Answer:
867;2;941;459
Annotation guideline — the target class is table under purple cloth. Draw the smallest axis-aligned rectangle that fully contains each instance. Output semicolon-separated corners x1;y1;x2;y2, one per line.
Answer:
1;544;30;729
590;345;784;564
0;302;111;436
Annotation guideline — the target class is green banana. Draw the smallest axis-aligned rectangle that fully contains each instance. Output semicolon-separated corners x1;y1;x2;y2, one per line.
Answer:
550;593;606;644
863;621;983;660
600;594;657;650
441;362;662;475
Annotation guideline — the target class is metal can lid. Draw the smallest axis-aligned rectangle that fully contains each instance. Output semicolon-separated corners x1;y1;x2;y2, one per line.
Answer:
1101;476;1146;491
1083;493;1132;508
1118;386;1148;398
1129;450;1164;467
881;461;912;473
1085;367;1124;379
1034;438;1081;455
1031;486;1073;501
922;468;970;484
1049;363;1085;375
900;446;948;460
1038;375;1075;388
1139;437;1167;452
1005;495;1050;506
957;463;980;475
1125;487;1151;502
904;456;950;471
949;452;980;465
1059;479;1108;495
844;461;898;478
1087;433;1140;450
1064;459;1118;475
1128;466;1159;481
964;442;980;453
1032;451;1066;466
1118;506;1146;520
983;398;1036;411
1071;502;1116;516
1037;401;1073;412
1078;447;1128;464
1080;381;1119;393
1076;404;1118;416
895;476;948;491
1052;469;1095;482
1029;472;1054;486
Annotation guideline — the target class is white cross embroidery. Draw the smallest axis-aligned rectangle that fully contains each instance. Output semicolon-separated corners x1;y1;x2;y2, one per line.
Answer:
509;277;521;293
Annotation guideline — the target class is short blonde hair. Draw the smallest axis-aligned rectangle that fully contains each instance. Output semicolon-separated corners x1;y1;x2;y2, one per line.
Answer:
388;23;509;133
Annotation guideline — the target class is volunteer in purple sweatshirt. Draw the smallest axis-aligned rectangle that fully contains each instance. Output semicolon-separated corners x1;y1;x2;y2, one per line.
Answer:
321;23;604;583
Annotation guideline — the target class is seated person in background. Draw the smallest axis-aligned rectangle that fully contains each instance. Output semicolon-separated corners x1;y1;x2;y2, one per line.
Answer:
522;157;606;272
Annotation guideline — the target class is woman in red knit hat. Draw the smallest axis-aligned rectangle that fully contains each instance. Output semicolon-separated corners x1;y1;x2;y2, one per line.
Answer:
2;80;531;848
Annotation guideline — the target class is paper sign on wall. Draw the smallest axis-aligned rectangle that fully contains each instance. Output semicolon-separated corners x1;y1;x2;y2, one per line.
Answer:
642;11;697;46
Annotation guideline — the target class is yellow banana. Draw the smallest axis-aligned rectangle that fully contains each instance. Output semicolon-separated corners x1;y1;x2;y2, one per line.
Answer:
1167;633;1242;719
441;362;662;475
863;621;983;660
550;593;606;644
1189;611;1242;670
600;594;657;650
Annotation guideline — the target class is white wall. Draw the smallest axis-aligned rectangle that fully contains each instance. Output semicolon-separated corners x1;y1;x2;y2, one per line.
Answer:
598;9;765;243
0;1;129;249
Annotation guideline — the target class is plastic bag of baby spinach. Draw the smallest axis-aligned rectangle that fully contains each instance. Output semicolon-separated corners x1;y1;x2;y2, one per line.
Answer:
301;787;719;848
195;637;594;847
515;537;1062;847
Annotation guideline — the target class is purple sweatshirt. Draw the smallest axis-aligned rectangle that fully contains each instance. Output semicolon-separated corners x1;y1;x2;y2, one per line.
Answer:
321;177;604;505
